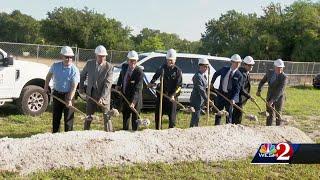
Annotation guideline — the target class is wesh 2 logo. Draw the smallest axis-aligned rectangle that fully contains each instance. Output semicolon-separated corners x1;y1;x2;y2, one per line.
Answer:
252;142;294;164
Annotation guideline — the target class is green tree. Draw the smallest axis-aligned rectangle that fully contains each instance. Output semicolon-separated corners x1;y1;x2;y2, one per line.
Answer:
133;28;199;53
0;10;41;43
41;7;133;50
200;10;258;57
137;35;165;52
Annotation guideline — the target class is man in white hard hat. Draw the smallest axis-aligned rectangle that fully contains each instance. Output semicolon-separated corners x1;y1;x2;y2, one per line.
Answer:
44;46;80;133
79;45;113;131
115;50;143;131
189;58;213;127
147;48;183;130
210;54;243;125
233;56;255;124
256;59;287;126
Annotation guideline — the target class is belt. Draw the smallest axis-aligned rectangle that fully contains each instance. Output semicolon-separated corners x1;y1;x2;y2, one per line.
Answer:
53;90;68;95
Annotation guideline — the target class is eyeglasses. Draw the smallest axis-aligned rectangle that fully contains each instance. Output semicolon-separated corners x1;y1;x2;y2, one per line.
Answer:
64;56;73;59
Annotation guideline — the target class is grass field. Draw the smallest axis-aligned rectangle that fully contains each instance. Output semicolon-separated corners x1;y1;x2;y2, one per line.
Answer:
0;86;320;179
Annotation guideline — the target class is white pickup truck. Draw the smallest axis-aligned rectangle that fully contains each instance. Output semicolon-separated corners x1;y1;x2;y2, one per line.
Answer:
0;48;49;116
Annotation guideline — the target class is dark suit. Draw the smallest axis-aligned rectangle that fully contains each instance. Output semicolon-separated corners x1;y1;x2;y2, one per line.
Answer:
190;71;208;127
150;64;182;129
258;69;287;126
211;66;243;125
117;63;143;131
233;66;252;124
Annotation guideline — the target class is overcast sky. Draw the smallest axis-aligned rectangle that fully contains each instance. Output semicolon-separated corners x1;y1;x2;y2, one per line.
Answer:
1;0;310;41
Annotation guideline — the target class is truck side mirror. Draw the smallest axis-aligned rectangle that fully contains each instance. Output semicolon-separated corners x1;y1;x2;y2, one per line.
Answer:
3;56;14;66
8;56;13;65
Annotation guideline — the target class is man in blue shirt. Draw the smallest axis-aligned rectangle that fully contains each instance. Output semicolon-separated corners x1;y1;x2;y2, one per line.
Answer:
44;46;80;133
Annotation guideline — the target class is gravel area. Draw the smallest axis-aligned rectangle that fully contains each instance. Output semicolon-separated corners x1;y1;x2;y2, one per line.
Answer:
0;124;313;175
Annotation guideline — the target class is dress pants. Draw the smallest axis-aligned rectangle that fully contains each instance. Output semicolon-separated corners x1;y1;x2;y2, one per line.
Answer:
52;90;74;133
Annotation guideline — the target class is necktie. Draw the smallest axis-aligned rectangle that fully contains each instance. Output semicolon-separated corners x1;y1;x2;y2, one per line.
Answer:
123;70;131;92
204;74;207;80
223;70;232;92
227;71;233;91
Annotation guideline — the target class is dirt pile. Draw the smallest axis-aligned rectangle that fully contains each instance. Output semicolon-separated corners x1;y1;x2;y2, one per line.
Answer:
0;124;313;175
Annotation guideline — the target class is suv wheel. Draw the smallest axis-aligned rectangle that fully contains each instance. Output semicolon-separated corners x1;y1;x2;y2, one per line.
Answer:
17;85;49;116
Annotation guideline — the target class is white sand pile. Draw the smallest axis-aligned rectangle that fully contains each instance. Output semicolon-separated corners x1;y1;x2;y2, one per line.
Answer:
0;124;313;175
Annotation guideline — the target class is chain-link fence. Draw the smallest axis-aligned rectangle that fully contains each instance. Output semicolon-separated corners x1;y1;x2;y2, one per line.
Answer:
77;48;128;68
0;42;128;68
1;41;320;85
252;60;320;75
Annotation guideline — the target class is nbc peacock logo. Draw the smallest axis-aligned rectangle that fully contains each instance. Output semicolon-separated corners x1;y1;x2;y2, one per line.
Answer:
258;144;277;157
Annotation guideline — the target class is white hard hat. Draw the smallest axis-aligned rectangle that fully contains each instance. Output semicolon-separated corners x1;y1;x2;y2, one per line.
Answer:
127;50;139;60
60;46;74;56
95;45;108;56
230;54;242;62
166;49;177;60
198;58;209;65
243;56;255;65
274;59;285;67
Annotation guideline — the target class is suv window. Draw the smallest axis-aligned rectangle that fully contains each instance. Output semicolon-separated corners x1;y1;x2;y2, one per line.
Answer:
141;56;166;72
176;57;199;73
209;59;230;70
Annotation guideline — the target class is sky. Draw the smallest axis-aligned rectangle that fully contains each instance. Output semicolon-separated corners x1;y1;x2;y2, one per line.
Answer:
1;0;309;41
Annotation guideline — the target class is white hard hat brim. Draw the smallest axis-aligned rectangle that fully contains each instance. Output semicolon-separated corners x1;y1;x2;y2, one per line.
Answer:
96;52;108;56
128;58;138;61
61;52;74;56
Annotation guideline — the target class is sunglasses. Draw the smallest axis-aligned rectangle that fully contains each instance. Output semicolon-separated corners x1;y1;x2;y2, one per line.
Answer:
64;56;73;59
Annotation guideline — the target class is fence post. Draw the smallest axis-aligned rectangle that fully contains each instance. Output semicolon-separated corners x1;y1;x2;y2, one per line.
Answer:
74;46;78;67
36;45;40;62
110;50;113;63
312;62;315;74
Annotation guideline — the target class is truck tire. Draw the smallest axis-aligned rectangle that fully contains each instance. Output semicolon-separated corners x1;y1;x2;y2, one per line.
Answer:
17;85;49;116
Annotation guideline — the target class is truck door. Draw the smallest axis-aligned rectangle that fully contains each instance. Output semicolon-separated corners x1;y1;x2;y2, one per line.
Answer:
0;53;15;98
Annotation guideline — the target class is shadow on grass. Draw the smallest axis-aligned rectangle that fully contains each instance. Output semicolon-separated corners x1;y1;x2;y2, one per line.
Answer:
291;85;316;90
0;131;46;138
0;104;20;117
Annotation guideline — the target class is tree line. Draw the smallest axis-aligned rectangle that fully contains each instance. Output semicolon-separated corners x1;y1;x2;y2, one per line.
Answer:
0;0;319;61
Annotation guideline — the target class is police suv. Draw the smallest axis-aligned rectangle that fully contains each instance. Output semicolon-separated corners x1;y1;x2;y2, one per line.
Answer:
112;52;230;108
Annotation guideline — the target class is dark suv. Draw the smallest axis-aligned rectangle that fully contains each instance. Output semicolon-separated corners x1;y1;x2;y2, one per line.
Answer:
313;73;320;89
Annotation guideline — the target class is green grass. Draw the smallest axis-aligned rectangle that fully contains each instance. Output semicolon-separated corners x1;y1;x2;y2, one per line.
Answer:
0;86;320;179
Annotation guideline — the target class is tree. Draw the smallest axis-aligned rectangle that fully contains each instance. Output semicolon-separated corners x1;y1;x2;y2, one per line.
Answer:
200;10;258;57
0;10;41;43
41;7;134;50
137;35;165;52
133;28;199;53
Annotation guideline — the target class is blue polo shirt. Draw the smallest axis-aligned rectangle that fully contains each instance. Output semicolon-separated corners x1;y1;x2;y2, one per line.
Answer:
49;61;80;93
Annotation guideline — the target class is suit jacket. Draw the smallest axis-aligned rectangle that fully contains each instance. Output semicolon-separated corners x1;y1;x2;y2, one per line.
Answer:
238;67;251;104
79;59;113;107
190;71;208;108
150;64;183;97
116;63;143;110
258;69;287;102
211;66;243;103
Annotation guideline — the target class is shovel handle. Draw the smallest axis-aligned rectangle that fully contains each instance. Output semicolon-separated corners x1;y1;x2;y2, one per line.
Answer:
213;90;246;114
111;89;142;120
258;96;282;118
50;93;86;116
